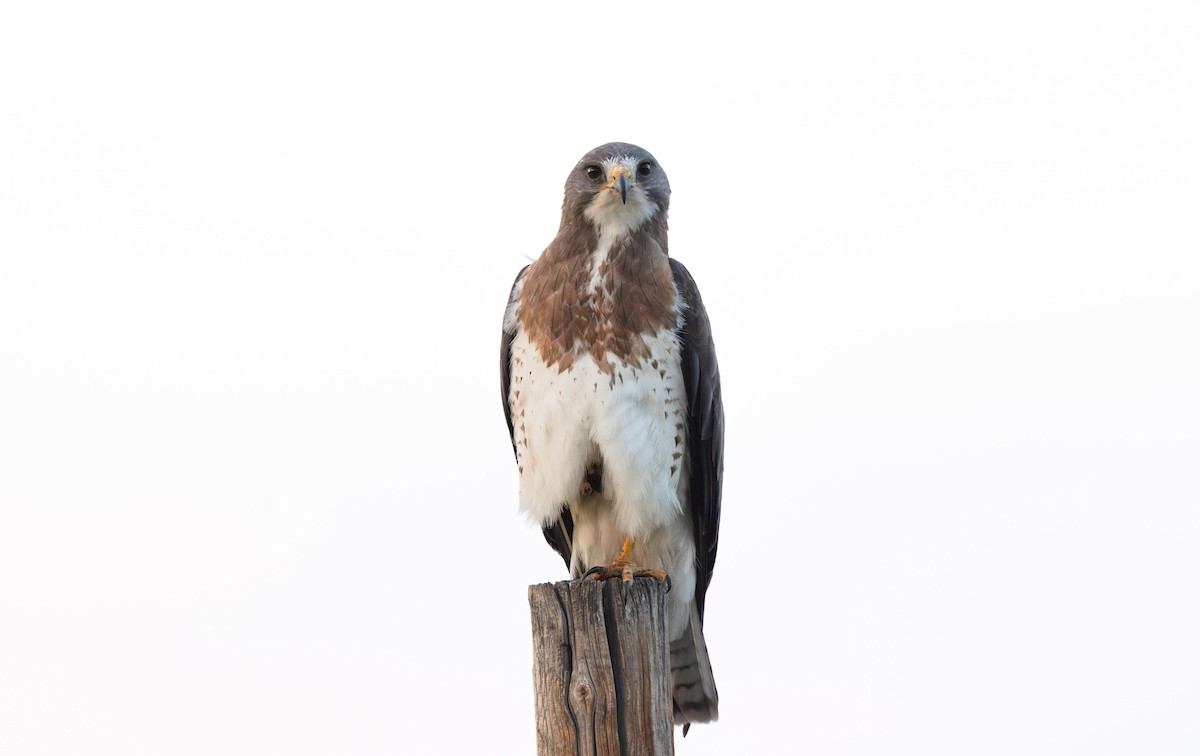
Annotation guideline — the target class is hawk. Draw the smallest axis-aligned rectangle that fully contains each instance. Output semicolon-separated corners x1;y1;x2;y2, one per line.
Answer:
501;142;723;729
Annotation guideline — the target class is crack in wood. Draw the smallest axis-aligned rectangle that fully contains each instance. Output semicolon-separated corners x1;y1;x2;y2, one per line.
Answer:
530;579;673;755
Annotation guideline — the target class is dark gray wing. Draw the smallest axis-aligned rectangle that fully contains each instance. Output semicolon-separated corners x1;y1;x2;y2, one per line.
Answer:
500;266;527;461
501;265;574;570
670;259;724;623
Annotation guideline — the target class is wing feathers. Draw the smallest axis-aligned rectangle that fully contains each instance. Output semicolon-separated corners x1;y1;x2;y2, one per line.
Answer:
669;259;724;623
501;264;574;568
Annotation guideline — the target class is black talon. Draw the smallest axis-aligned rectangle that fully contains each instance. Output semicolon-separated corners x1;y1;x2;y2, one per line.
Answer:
583;565;605;580
664;574;673;593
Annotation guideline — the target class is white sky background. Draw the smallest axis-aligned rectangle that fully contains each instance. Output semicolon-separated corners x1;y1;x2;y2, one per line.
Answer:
1;1;1198;753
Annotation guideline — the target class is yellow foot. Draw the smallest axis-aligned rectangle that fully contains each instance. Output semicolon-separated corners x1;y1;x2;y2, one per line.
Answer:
584;562;670;586
583;535;670;587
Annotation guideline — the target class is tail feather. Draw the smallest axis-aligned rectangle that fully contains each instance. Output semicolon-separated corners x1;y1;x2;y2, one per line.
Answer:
670;603;718;730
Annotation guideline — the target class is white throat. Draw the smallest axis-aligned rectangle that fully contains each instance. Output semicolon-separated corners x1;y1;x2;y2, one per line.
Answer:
583;189;657;238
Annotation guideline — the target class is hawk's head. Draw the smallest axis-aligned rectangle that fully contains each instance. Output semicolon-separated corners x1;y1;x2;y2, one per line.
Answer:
561;142;670;235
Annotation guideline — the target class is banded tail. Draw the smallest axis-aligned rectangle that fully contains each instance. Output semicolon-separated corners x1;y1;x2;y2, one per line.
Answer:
670;603;718;733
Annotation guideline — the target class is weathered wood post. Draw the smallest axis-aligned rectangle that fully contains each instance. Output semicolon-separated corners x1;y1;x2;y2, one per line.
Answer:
528;577;674;755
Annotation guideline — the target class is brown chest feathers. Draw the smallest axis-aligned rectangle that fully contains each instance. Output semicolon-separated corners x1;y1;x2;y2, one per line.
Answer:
518;229;678;375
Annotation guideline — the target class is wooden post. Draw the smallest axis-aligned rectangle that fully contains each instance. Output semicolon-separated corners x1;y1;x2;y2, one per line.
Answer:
528;577;674;756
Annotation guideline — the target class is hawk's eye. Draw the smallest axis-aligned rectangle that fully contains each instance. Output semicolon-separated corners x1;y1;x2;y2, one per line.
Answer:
637;161;654;178
584;165;603;181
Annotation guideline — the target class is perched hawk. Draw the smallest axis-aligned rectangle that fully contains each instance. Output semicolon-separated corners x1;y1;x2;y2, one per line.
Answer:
500;143;723;729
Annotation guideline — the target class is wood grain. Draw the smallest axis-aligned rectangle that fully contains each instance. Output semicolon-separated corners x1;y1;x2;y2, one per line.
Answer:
529;578;674;755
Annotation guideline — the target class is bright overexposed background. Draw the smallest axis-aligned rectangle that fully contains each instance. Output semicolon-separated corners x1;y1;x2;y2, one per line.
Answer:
2;1;1198;754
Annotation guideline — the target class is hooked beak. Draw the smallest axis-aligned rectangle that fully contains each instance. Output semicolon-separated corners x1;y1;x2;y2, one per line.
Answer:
605;165;632;204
